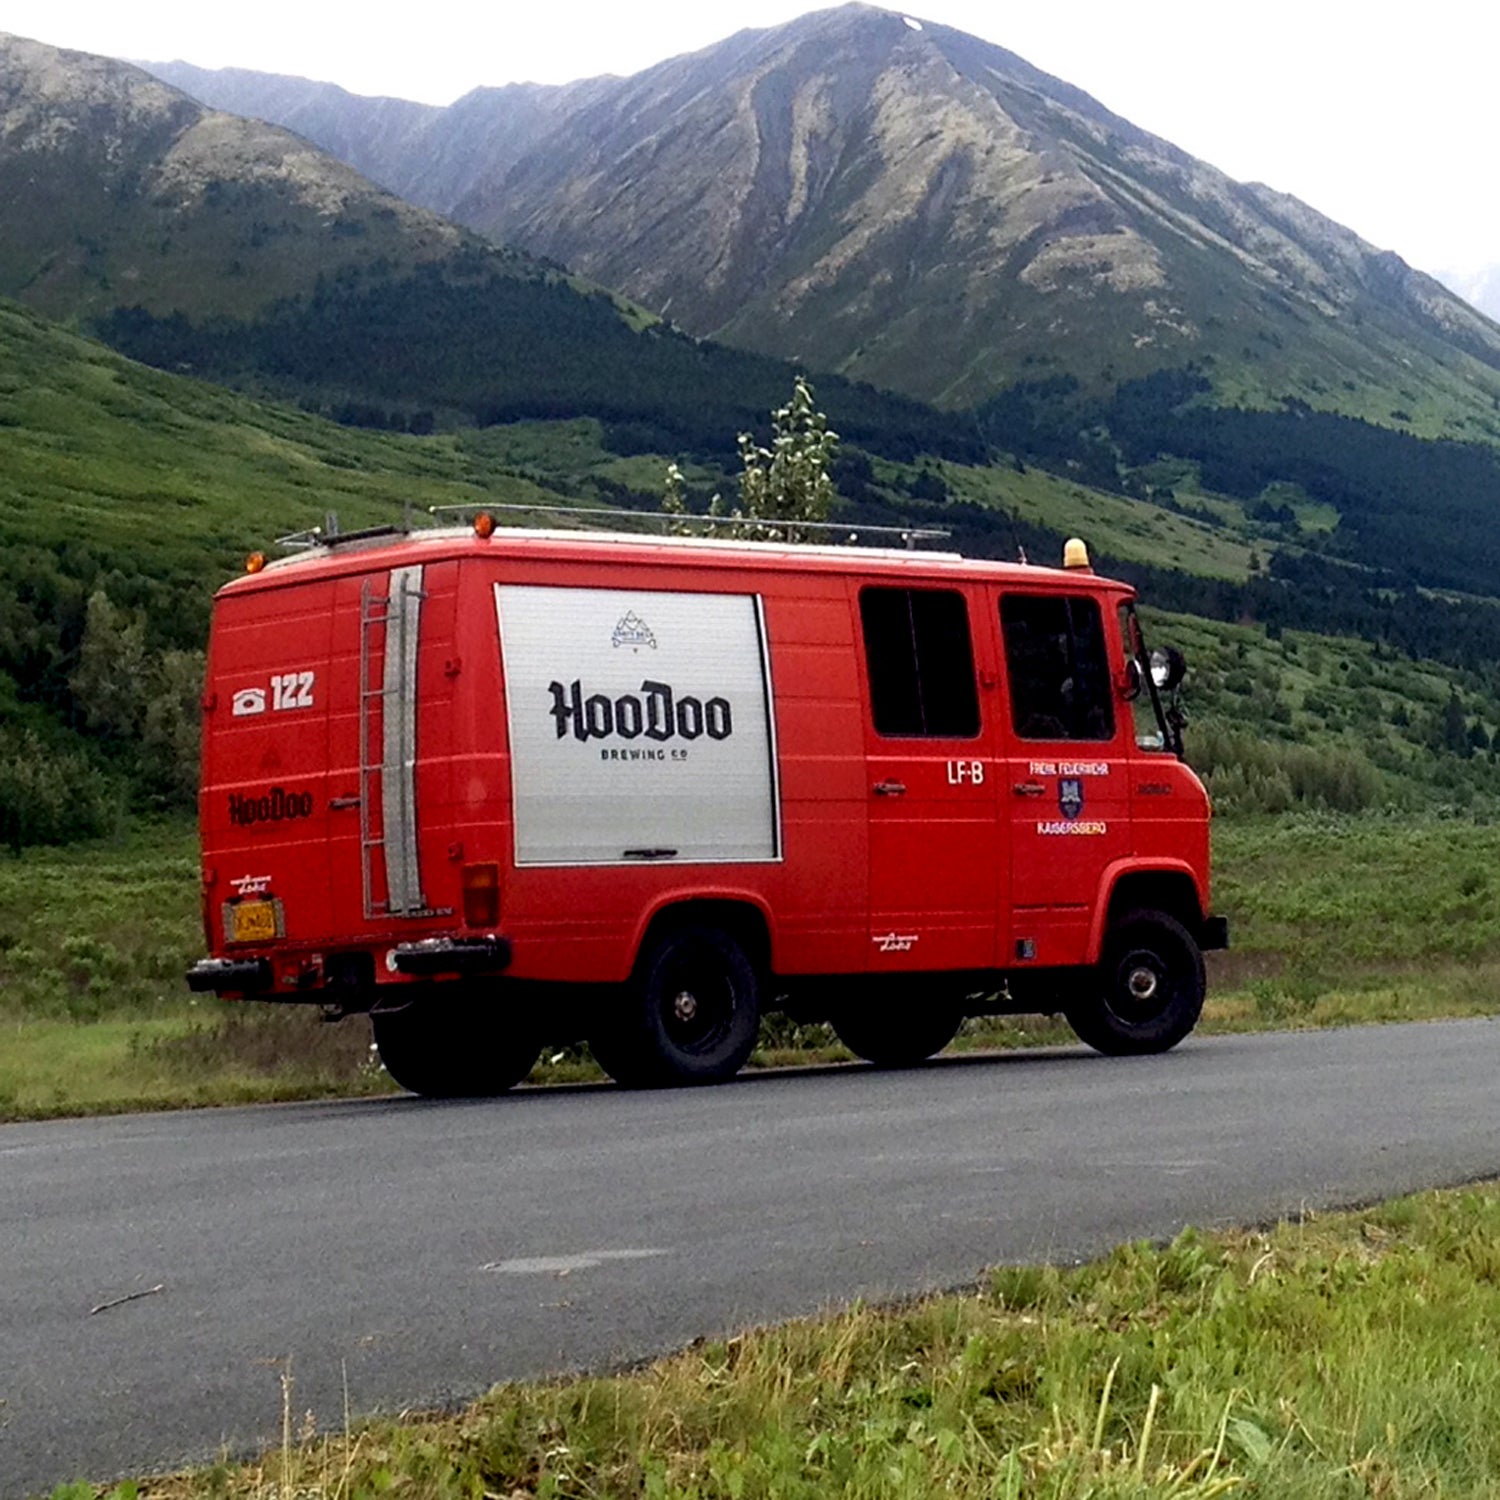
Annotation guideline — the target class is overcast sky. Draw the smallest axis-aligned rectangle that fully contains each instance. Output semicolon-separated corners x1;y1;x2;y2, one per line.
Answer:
6;0;1496;280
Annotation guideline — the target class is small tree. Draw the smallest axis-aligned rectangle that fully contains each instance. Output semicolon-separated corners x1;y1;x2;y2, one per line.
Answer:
660;460;695;537
735;376;839;540
70;590;148;740
140;647;206;807
660;376;841;542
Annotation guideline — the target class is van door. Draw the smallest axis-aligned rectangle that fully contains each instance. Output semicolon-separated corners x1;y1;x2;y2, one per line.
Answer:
203;581;334;950
996;590;1132;969
858;584;1002;973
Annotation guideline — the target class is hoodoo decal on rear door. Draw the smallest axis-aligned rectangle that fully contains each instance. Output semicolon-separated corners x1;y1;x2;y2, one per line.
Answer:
495;585;781;866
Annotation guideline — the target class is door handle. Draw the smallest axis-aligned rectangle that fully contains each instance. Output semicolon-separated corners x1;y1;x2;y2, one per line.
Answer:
1012;781;1046;798
873;780;907;797
328;795;362;810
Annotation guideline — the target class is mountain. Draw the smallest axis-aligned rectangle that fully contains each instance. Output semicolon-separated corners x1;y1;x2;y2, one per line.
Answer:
0;33;474;324
0;31;980;461
143;4;1500;434
143;59;616;219
1438;266;1500;325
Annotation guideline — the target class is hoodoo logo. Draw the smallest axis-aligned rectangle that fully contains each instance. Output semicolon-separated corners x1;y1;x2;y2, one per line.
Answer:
497;583;779;866
228;786;315;828
548;679;733;744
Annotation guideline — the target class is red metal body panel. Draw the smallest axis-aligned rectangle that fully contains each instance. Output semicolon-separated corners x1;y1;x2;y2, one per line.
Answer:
198;528;1213;996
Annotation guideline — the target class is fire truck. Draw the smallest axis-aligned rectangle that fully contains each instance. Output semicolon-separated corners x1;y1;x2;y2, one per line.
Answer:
188;514;1226;1095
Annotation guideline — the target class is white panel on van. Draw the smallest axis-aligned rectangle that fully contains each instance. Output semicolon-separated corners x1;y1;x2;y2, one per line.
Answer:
495;585;781;866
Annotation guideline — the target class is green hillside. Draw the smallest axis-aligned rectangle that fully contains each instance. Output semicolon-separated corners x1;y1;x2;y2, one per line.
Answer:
7;295;1500;855
0;34;983;471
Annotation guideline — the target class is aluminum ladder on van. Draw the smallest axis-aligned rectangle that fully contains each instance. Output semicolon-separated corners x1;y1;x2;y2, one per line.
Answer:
358;567;428;922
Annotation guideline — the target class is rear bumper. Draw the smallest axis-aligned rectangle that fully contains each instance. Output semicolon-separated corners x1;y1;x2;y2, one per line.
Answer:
186;957;273;994
1200;914;1230;952
390;936;513;976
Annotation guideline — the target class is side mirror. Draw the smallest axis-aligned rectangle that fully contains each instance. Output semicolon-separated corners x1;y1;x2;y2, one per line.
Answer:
1119;658;1143;701
1150;647;1186;693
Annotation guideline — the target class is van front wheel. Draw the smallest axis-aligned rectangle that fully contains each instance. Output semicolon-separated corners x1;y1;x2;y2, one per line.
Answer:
1065;910;1205;1056
591;926;760;1087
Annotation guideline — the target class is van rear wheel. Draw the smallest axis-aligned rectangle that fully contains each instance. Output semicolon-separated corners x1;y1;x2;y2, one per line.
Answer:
832;996;962;1067
373;992;541;1097
1064;909;1205;1056
590;925;760;1087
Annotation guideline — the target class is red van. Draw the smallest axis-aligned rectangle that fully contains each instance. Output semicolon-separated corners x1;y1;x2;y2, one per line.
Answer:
188;520;1226;1094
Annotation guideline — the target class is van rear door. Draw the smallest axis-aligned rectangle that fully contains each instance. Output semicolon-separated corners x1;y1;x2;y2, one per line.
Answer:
202;581;334;953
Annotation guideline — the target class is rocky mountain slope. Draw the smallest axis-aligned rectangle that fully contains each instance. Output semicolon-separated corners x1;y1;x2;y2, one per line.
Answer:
1439;265;1500;325
144;5;1500;432
0;33;477;323
0;31;977;458
144;59;615;219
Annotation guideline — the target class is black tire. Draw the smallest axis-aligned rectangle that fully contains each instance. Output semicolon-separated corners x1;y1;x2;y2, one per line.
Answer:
589;925;760;1087
832;996;963;1067
372;992;541;1097
1065;909;1205;1056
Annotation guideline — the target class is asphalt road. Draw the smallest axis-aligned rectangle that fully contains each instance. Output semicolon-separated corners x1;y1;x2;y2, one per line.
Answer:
4;1017;1500;1497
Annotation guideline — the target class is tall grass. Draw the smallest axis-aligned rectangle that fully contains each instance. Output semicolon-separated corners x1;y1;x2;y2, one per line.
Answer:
5;810;1500;1120
75;1183;1500;1499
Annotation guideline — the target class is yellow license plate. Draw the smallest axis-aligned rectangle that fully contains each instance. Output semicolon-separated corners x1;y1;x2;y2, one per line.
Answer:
228;899;281;944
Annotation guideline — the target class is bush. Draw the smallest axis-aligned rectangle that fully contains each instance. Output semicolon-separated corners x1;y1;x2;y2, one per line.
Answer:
1189;722;1384;815
0;729;121;852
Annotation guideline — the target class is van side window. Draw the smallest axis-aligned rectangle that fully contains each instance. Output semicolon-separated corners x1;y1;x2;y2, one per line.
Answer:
1000;594;1115;741
860;587;980;738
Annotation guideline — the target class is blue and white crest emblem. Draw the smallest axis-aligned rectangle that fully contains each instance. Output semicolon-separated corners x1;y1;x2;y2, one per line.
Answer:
1059;778;1084;819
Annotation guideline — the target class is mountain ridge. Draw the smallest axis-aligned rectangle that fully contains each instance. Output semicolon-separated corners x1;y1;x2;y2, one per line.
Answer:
0;30;986;464
142;4;1500;428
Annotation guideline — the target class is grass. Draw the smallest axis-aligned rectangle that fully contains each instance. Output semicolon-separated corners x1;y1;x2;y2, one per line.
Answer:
3;810;1500;1122
49;1179;1500;1498
937;460;1256;582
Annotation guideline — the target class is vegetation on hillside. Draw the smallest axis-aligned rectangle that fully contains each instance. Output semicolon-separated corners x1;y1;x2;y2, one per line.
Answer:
13;292;1500;849
978;368;1500;598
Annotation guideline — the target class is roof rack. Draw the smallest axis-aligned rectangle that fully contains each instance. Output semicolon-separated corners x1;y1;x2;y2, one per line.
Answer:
428;502;950;549
274;512;409;552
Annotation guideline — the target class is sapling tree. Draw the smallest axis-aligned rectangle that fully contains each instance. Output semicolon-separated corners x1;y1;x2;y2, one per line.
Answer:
662;376;840;542
733;375;839;541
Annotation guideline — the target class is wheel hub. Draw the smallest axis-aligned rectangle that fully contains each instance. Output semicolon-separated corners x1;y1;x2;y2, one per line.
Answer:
673;989;699;1023
1126;965;1159;1003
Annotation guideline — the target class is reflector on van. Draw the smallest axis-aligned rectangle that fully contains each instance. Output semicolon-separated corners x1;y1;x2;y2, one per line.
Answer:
462;862;501;927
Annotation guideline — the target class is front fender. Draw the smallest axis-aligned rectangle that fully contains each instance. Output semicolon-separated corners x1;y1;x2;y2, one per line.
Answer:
1085;858;1204;964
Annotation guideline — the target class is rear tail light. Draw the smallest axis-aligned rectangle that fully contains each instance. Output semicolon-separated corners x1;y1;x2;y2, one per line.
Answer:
461;862;501;928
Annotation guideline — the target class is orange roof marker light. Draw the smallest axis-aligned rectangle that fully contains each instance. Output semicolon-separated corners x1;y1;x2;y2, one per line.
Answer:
473;512;496;539
1062;537;1092;571
245;552;267;574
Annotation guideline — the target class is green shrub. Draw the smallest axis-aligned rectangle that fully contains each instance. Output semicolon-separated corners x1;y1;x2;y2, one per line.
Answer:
1190;722;1384;814
0;729;121;852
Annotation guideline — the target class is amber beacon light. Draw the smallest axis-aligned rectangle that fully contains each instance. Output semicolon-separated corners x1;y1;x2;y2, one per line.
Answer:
245;552;266;574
